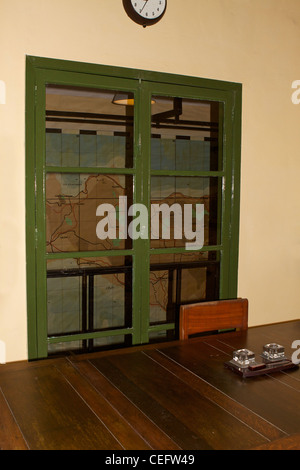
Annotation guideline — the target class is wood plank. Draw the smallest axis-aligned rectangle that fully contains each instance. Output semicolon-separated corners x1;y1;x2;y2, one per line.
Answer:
253;433;300;450
213;321;300;360
73;359;181;450
267;370;300;391
92;355;213;450
0;357;68;375
145;349;285;442
0;388;28;450
91;352;269;450
55;360;151;450
161;340;300;435
0;321;298;451
204;327;300;389
0;360;122;450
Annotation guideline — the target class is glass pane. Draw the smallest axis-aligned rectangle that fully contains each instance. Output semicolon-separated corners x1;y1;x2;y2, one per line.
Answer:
149;268;175;324
92;335;130;349
151;96;221;171
48;335;131;355
149;252;219;327
46;173;133;252
150;176;221;248
46;85;134;168
48;340;83;355
47;256;132;353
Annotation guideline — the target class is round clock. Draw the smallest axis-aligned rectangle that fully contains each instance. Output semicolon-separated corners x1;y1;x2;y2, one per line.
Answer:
123;0;167;27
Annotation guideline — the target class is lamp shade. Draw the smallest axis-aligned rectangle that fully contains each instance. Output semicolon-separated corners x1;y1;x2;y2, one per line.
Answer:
112;93;156;106
112;94;135;106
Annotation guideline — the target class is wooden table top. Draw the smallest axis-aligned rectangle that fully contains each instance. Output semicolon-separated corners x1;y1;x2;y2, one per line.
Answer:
0;320;299;450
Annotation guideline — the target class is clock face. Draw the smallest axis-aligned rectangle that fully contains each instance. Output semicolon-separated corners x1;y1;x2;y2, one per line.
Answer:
130;0;167;20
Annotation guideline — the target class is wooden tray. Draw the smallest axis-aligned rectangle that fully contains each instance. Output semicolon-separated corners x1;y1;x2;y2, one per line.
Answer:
224;359;298;378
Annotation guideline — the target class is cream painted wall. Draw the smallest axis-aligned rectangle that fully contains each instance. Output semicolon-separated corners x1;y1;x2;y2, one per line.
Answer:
0;0;300;362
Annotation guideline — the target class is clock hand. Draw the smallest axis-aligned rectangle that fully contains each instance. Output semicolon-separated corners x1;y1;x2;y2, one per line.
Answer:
140;0;149;14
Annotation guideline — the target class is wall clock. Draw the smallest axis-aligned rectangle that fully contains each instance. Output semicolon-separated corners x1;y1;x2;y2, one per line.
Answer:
123;0;167;27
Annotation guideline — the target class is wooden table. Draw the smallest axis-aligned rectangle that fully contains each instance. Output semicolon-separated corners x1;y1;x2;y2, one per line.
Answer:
0;320;300;450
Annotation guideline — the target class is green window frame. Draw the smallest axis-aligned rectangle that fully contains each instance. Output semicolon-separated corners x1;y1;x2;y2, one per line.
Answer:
26;56;242;360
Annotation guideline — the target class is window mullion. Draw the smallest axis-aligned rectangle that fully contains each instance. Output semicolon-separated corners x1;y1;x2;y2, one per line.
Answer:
134;82;152;344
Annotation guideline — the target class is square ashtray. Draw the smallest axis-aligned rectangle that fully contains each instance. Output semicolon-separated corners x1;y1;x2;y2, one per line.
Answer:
261;343;287;362
232;349;257;368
